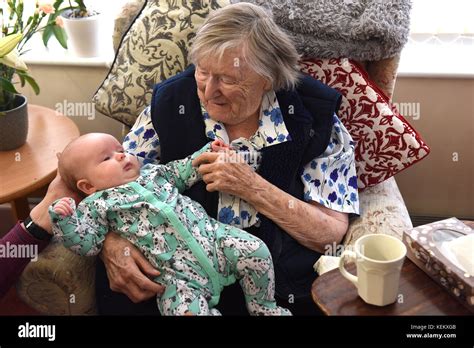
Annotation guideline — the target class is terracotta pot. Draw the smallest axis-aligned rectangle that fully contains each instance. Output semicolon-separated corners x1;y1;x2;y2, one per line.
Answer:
61;10;101;58
0;94;28;151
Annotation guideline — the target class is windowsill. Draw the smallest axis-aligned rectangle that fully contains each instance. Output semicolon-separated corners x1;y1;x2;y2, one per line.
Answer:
21;36;115;68
23;52;114;68
397;39;474;79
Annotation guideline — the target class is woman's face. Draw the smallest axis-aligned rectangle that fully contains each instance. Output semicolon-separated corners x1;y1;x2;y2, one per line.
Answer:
195;48;271;126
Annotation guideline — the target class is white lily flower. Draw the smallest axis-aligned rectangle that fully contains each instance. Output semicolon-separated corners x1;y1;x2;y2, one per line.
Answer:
0;49;28;71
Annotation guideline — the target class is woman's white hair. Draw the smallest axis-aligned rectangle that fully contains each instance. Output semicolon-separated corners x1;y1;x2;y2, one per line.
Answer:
189;2;301;90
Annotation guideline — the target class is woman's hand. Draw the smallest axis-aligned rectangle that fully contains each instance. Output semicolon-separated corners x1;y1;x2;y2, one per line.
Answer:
101;233;164;303
192;151;256;198
194;150;348;252
28;171;83;234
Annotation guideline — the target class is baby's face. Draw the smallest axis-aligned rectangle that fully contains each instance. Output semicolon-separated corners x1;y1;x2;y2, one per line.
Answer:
76;133;140;193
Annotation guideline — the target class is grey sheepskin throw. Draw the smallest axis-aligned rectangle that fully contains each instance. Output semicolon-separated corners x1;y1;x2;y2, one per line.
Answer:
237;0;412;61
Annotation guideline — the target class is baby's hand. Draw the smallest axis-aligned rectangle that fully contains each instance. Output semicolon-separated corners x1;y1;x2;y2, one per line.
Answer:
211;139;231;153
53;197;74;216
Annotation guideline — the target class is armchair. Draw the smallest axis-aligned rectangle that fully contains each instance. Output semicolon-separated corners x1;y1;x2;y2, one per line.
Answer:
16;2;412;315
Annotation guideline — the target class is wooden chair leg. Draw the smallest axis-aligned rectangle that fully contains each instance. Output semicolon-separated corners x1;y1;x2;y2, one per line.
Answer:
11;197;30;221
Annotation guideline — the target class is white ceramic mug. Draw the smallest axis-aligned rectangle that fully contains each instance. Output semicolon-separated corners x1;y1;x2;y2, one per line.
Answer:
339;234;407;306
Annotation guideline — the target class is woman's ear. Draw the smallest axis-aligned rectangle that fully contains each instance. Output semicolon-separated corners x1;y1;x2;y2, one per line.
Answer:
263;78;272;91
76;179;96;196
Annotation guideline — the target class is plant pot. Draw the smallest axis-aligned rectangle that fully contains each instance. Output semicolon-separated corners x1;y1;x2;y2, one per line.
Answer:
0;94;28;151
61;10;101;58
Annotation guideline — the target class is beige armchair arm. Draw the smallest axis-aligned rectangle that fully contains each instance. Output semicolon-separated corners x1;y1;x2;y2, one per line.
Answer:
344;176;412;247
17;243;97;315
315;176;412;275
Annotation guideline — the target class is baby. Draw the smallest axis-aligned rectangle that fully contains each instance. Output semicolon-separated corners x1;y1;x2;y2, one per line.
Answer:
49;133;291;316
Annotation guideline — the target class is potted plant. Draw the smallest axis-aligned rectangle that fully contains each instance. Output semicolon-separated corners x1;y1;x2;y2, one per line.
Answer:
47;0;101;57
0;34;29;151
0;0;64;151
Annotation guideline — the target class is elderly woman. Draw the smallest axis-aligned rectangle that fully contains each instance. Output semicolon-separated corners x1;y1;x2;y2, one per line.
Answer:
97;2;359;315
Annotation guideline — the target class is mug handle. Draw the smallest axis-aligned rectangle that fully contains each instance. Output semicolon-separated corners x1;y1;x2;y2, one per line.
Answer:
339;250;358;286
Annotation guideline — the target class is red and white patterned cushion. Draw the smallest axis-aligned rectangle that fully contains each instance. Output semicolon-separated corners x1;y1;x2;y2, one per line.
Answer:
299;58;430;189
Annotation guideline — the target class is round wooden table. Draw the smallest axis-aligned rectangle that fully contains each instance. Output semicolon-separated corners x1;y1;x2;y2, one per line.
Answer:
312;220;474;316
0;105;80;220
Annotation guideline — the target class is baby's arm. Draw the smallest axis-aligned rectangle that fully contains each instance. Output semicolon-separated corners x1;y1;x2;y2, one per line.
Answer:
154;142;213;192
49;197;109;256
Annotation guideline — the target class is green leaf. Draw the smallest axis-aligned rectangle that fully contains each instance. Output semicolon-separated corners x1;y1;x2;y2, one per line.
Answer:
0;76;19;94
53;0;63;11
26;76;40;95
18;73;26;87
52;25;68;49
16;71;40;95
76;0;87;12
42;25;54;47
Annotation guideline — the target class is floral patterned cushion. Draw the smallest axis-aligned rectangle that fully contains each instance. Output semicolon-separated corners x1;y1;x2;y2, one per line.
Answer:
299;58;430;189
112;0;145;53
93;0;230;127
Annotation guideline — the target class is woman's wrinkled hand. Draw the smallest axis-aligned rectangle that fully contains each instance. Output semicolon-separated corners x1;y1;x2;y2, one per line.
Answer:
101;233;164;303
192;150;258;198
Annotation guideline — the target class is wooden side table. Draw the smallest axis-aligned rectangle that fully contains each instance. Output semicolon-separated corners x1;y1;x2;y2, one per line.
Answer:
312;258;472;315
0;105;80;221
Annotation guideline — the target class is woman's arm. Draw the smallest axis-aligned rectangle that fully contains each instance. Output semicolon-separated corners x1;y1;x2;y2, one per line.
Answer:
0;223;50;298
242;173;348;253
194;114;359;253
193;153;348;253
0;173;82;299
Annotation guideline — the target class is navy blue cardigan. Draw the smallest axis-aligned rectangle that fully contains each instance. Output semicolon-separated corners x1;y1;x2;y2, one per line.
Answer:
151;65;341;299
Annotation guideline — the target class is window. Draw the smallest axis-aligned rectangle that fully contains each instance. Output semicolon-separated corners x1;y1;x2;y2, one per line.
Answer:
7;0;130;66
399;0;474;77
409;0;474;44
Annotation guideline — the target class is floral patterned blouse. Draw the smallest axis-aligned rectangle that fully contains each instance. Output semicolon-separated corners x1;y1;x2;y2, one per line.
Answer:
123;90;359;229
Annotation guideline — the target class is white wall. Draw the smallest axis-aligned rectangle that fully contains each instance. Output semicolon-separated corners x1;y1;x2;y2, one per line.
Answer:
393;77;473;218
18;64;124;141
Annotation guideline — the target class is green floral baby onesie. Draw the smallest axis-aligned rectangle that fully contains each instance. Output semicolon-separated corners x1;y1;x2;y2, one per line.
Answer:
49;144;291;316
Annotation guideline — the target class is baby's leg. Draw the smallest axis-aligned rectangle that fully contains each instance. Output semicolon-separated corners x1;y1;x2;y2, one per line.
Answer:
219;227;292;316
157;278;221;316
